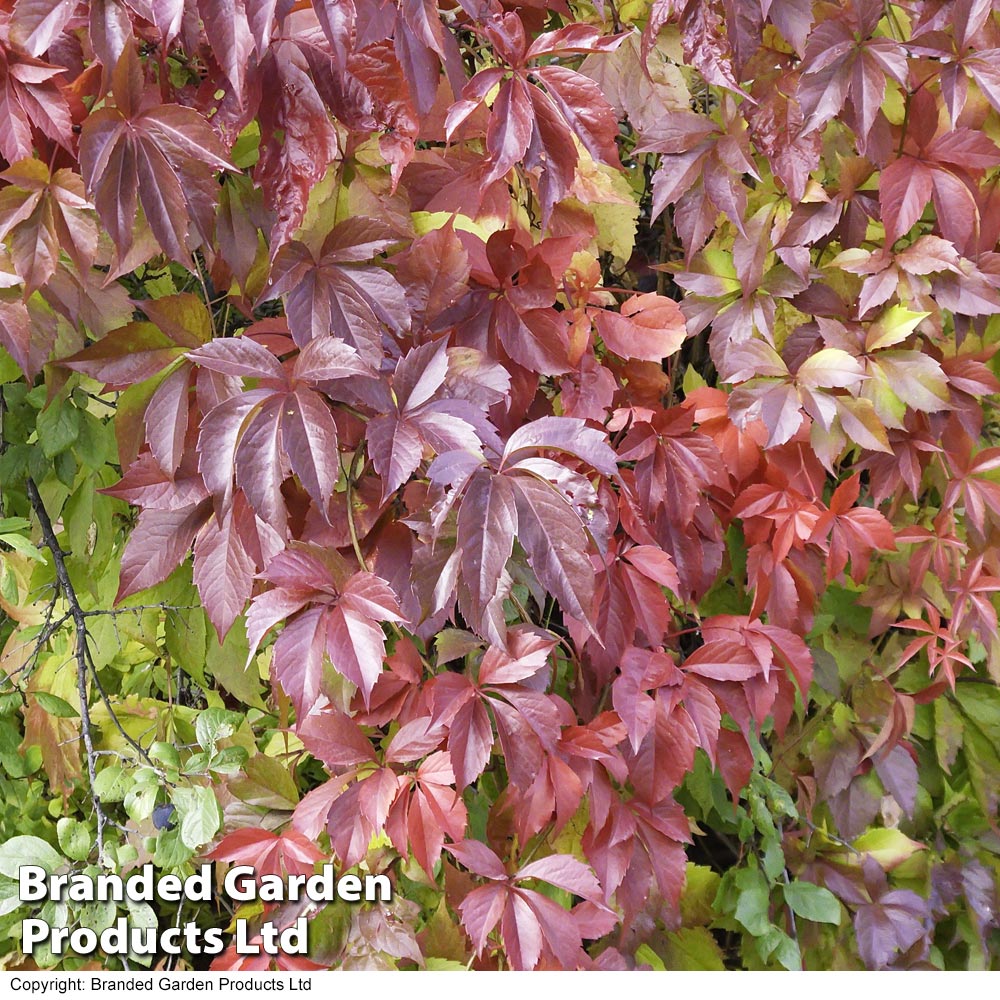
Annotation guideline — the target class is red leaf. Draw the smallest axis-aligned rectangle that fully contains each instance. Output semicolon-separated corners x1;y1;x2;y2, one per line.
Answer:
484;78;533;184
510;475;596;628
385;716;445;764
193;498;257;639
879;157;934;246
10;0;78;57
457;883;508;953
255;43;341;250
595;292;687;363
80;50;232;262
446;697;494;789
282;388;340;508
298;708;378;770
449;839;508;880
457;470;517;643
515;855;603;903
535;65;621;169
198;0;254;101
117;501;211;600
682;639;762;681
264;219;409;357
205;827;323;879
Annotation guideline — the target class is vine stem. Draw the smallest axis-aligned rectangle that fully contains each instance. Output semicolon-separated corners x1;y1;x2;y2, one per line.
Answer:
343;445;371;573
25;477;107;860
606;0;621;33
781;865;802;969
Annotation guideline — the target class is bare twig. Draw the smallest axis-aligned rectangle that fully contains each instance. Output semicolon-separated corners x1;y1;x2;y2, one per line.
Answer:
781;867;802;969
25;477;108;859
607;0;621;33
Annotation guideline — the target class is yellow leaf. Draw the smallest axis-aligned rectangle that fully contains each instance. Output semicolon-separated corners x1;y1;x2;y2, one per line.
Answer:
566;147;640;263
411;211;498;243
421;900;469;963
852;828;925;869
682;365;707;395
866;305;930;351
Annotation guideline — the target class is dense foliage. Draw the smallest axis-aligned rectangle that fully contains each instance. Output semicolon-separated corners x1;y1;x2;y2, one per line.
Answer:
0;0;999;972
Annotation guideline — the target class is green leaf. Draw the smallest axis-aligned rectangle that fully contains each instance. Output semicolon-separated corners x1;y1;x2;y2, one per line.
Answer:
33;692;78;718
149;741;181;770
0;562;18;604
166;606;209;688
231;125;261;169
852;828;924;868
866;305;930;351
662;928;726;970
680;864;721;927
781;881;841;924
35;397;80;458
0;877;24;916
205;614;265;709
57;818;92;862
762;838;785;882
173;785;221;849
78;899;117;935
934;697;964;773
208;746;248;774
124;783;158;824
229;754;299;809
756;926;801;970
0;835;62;877
195;707;243;753
0;348;21;384
733;866;771;936
635;942;666;970
0;532;44;561
424;959;468;971
92;765;130;802
955;685;1000;745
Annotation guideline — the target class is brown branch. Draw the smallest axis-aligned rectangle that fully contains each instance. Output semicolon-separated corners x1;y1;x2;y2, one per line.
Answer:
781;866;802;969
24;477;107;858
606;0;621;33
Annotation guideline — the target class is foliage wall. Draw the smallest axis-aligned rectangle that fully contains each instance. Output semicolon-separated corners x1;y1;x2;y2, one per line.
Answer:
0;0;999;972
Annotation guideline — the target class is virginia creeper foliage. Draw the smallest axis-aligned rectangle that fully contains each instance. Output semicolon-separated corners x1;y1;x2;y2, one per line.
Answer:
0;0;999;972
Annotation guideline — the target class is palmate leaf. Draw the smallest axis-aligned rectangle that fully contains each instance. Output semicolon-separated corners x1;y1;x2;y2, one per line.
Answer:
192;497;259;640
0;159;97;292
445;13;622;222
188;333;371;527
456;470;517;644
198;0;255;102
0;42;74;166
365;341;485;499
9;0;79;57
0;293;32;377
204;827;324;879
430;629;561;791
450;840;608;970
509;474;596;626
450;416;615;642
263;217;409;359
246;545;405;711
386;752;466;877
79;47;232;263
